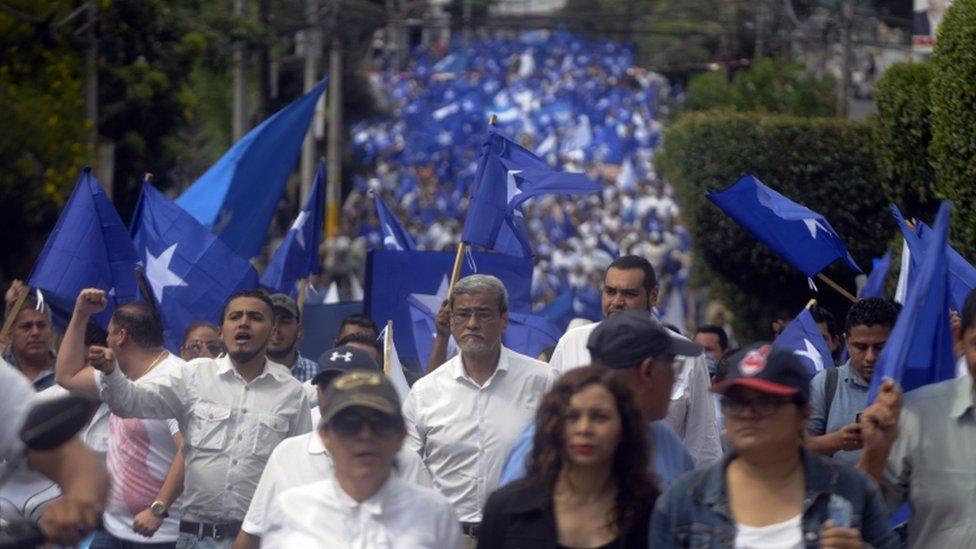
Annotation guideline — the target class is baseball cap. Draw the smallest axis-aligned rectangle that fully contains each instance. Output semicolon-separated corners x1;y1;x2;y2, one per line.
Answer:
312;345;380;387
320;370;402;425
269;293;300;321
587;310;702;369
711;343;810;402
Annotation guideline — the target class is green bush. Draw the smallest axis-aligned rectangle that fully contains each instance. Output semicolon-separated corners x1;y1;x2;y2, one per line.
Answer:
930;0;976;260
658;111;890;341
873;62;939;221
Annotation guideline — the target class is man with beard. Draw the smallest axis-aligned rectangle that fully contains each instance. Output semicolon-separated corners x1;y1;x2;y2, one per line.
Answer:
90;290;312;548
402;275;554;543
267;294;317;382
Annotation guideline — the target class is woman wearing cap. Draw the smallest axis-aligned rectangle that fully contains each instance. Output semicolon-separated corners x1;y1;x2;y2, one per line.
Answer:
478;365;657;549
261;371;462;548
650;344;899;548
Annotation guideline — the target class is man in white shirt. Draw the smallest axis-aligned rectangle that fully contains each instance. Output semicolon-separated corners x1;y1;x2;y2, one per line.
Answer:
88;289;313;548
234;346;430;549
55;288;185;548
263;371;461;549
403;274;554;539
549;255;722;466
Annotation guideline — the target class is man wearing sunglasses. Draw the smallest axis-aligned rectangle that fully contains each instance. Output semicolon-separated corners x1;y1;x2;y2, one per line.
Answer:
262;370;462;548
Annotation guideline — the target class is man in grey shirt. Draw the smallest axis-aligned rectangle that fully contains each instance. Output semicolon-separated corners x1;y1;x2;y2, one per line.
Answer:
807;298;899;465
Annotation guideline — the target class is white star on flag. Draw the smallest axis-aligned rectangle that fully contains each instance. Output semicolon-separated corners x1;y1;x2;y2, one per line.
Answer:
145;244;187;300
506;169;524;205
383;224;404;250
290;210;310;249
793;338;825;373
803;218;830;239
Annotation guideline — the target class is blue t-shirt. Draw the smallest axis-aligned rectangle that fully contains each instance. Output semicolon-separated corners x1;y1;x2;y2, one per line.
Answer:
808;361;870;466
498;420;695;488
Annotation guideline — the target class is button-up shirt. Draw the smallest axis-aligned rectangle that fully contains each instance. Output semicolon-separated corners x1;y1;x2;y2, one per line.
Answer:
403;345;554;523
549;320;722;466
808;361;870;466
881;375;976;547
97;354;312;523
2;347;56;392
263;476;463;549
287;354;317;383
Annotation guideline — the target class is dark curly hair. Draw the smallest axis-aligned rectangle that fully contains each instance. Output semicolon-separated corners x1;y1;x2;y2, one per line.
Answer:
845;297;901;333
527;365;658;536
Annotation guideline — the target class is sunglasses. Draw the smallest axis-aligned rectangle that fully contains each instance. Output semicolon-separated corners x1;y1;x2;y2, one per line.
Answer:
328;409;402;438
184;340;224;356
720;393;795;417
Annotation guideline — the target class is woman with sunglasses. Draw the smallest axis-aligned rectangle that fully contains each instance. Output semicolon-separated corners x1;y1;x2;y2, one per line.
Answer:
179;321;223;360
478;365;657;549
262;371;463;548
651;344;899;548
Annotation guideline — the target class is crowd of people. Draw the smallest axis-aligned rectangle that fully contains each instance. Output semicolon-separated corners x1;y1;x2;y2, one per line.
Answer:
3;250;976;548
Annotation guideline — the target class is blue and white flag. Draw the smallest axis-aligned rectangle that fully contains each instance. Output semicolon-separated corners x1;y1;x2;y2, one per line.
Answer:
773;308;834;378
260;161;325;295
177;78;328;259
131;183;260;352
373;191;417;251
858;251;892;299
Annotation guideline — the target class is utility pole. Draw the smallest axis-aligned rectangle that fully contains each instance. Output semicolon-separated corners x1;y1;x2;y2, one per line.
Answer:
838;0;853;117
462;0;472;42
233;0;248;141
326;2;343;237
300;0;321;202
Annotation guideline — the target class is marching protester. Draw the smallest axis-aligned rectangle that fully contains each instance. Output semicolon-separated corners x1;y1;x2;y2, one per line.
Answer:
402;274;555;542
651;344;899;548
180;321;223;361
266;293;318;382
55;288;187;548
262;370;462;548
478;365;657;549
234;345;430;548
500;310;699;489
810;305;844;366
549;255;722;466
87;289;312;548
694;325;729;363
806;298;900;465
856;288;976;546
3;285;57;391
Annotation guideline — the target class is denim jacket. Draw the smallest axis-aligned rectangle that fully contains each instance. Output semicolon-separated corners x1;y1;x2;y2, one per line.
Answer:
649;449;899;548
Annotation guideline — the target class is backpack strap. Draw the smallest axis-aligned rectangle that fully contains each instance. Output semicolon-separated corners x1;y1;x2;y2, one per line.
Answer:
824;367;840;422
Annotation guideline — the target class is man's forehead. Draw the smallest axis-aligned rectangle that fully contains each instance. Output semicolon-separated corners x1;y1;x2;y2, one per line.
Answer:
226;297;271;315
603;267;647;288
16;308;48;324
452;292;498;306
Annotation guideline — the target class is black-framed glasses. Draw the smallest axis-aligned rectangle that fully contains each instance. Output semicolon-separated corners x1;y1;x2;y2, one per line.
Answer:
450;308;499;324
720;394;794;417
329;409;402;438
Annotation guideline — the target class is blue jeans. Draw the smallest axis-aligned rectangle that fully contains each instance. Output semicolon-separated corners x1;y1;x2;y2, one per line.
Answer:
174;532;233;549
89;530;176;549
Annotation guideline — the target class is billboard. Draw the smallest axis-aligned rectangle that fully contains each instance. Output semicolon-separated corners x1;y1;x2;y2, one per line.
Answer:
913;0;953;53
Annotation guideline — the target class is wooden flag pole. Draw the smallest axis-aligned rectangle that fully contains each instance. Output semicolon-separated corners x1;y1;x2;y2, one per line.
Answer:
296;279;310;313
0;287;29;348
449;113;497;295
805;298;818;309
816;273;858;303
384;320;393;377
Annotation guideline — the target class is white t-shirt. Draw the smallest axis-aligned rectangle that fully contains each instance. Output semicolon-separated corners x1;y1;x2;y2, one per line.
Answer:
0;359;33;462
100;355;183;542
735;514;804;549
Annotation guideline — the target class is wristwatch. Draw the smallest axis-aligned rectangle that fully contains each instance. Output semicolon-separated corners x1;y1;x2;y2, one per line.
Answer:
149;500;169;518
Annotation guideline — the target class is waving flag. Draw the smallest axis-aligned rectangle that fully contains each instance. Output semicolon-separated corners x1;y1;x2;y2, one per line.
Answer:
372;191;417;251
868;202;955;402
176;77;328;259
708;175;861;277
773;308;834;378
131;183;259;352
260;161;325;295
858;251;892;299
29;169;139;328
461;128;599;257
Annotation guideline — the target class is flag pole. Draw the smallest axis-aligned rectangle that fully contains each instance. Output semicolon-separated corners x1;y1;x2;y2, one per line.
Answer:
384;320;393;377
805;298;818;309
816;273;857;303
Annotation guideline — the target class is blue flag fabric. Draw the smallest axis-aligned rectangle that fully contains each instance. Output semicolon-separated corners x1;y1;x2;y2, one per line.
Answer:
858;251;892;299
461;128;600;257
708;175;861;277
260;161;325;295
176;78;328;259
372;191;417;251
868;202;956;402
365;250;533;366
29;169;139;328
773;308;835;378
131;183;260;352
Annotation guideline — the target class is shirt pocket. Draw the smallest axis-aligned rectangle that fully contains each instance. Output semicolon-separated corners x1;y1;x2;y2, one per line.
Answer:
188;402;232;451
253;413;290;457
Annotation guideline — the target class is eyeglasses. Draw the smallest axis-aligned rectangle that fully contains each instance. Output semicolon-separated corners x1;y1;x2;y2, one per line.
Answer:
450;309;499;324
720;394;795;417
328;410;402;438
183;340;224;357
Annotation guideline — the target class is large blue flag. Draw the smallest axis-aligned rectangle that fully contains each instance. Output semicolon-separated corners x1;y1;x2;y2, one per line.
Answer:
365;249;533;367
176;78;328;259
131;183;260;352
29;169;139;328
461;128;599;257
372;190;417;251
858;251;892;299
773;308;834;378
708;175;861;277
868;202;955;402
260;161;325;295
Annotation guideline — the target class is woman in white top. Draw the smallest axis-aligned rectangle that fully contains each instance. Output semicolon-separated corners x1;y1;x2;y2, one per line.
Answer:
262;371;462;549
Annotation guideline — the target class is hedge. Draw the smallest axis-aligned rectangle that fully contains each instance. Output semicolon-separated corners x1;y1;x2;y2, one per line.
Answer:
931;0;976;260
658;111;890;342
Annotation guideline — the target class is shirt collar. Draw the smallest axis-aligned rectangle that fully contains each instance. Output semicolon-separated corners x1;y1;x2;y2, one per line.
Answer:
839;360;870;389
451;345;510;383
216;354;291;383
332;475;397;516
306;430;327;455
949;376;976;420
